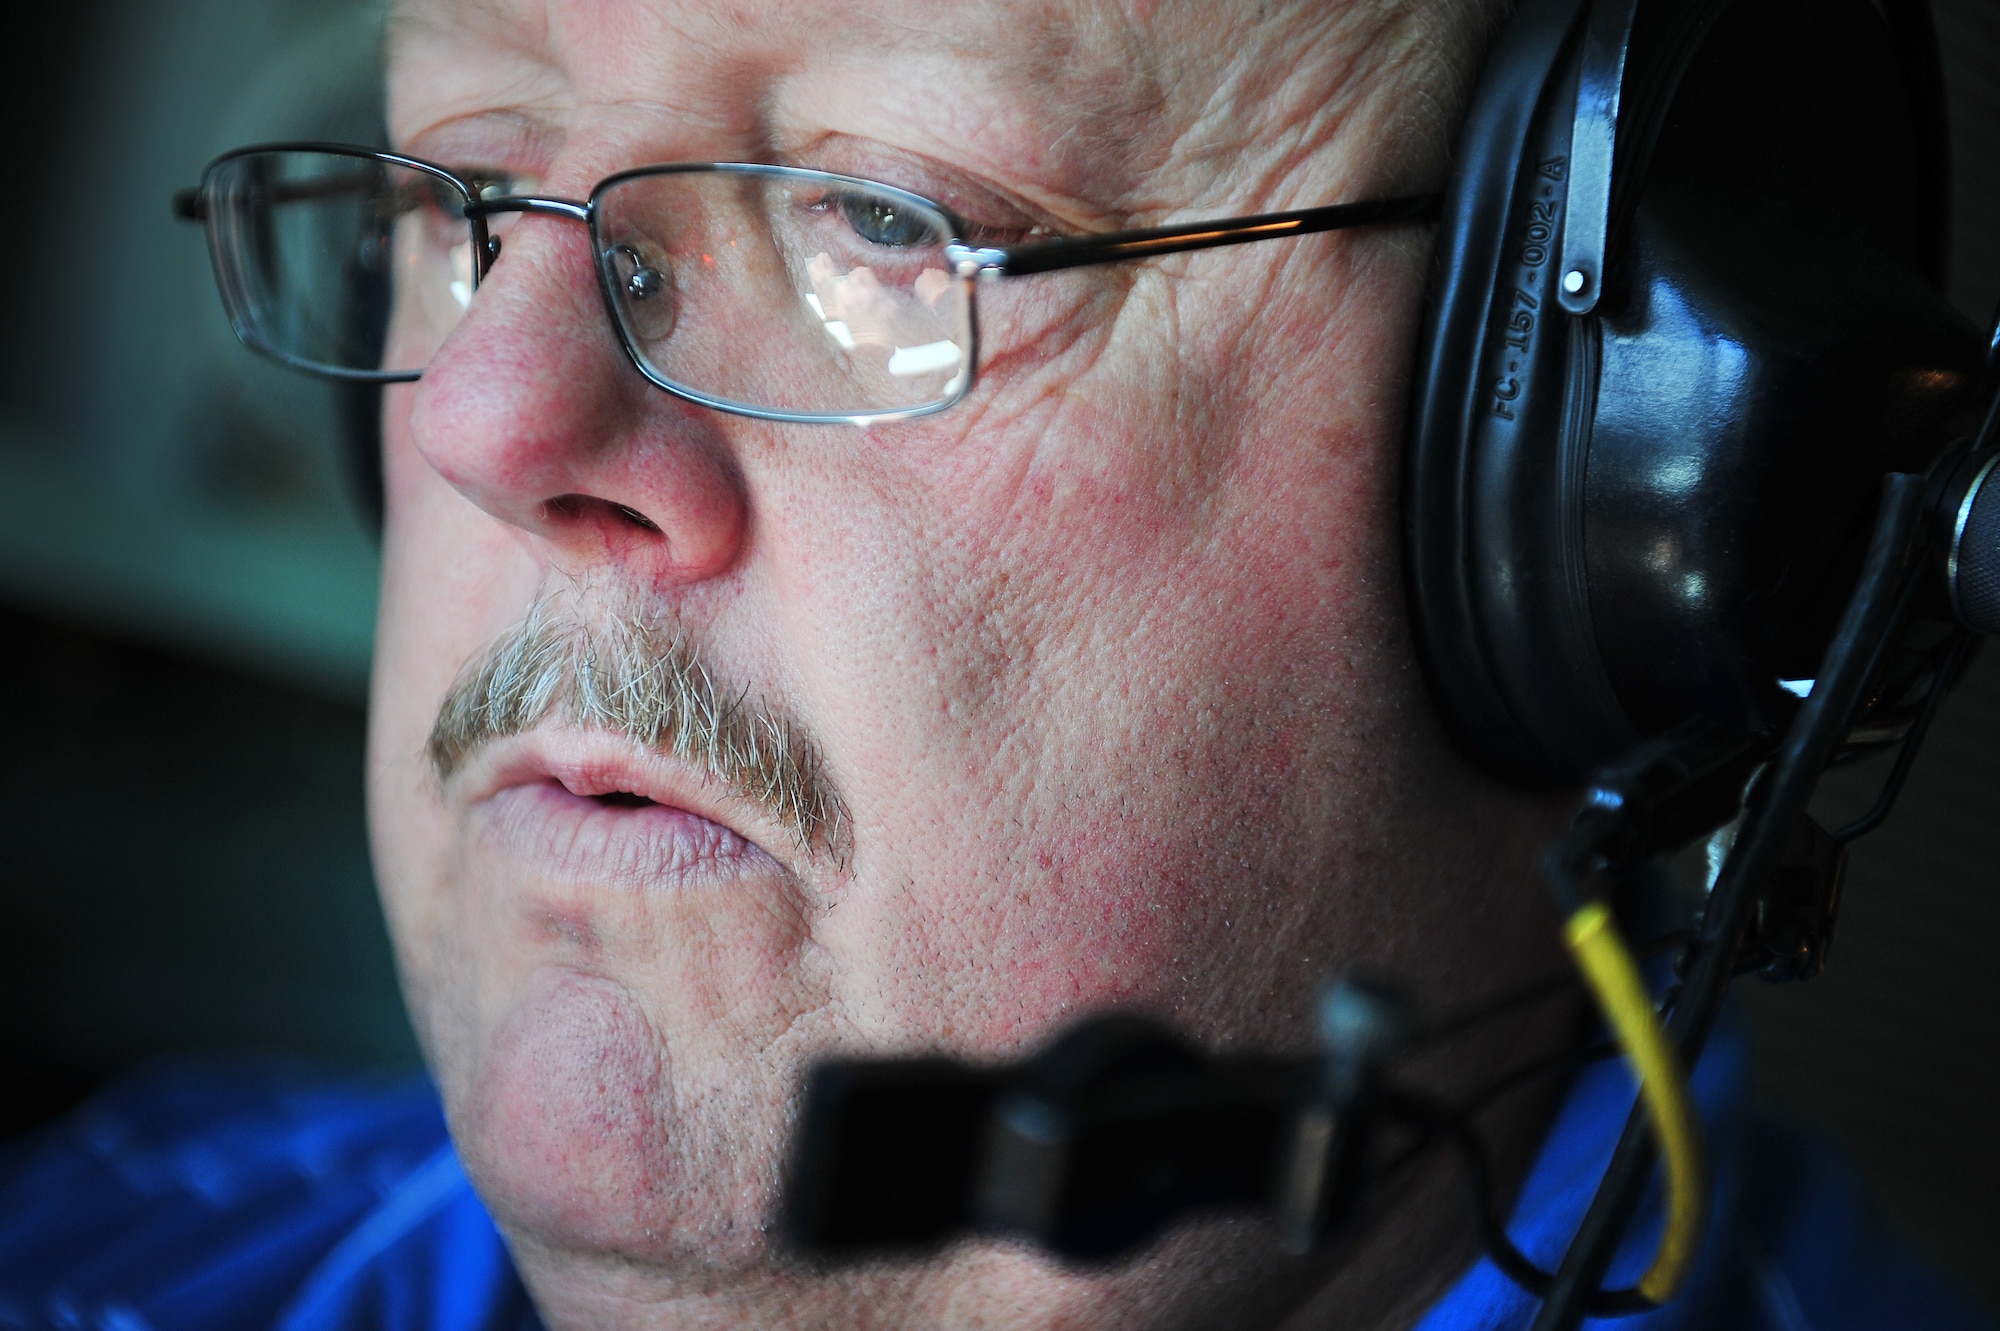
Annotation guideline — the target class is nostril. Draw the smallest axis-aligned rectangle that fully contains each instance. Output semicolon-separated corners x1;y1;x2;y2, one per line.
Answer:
541;493;663;533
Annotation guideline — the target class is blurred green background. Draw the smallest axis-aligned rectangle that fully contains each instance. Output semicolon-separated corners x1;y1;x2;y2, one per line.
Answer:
0;0;406;1106
0;0;1995;1309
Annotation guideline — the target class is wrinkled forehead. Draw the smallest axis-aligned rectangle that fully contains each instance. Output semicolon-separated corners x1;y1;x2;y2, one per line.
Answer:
399;0;1154;176
387;0;1395;208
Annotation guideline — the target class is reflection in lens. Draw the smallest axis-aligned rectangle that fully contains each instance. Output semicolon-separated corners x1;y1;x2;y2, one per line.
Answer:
886;340;963;378
803;254;963;383
801;293;857;350
448;238;474;310
594;166;972;418
805;256;895;348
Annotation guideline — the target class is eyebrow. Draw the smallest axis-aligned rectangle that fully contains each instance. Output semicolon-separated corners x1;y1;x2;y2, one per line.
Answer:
397;108;563;170
385;0;578;152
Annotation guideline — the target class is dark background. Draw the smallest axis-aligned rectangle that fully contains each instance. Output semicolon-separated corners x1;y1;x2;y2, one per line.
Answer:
1;0;1996;1309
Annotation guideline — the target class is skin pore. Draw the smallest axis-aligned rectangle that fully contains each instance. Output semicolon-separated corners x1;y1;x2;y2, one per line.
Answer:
364;0;1576;1327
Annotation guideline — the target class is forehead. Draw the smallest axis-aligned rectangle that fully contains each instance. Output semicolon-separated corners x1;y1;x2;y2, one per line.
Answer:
391;0;1185;191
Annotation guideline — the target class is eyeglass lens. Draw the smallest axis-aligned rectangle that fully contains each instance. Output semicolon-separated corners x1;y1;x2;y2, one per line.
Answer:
596;169;971;418
201;150;472;379
199;149;976;418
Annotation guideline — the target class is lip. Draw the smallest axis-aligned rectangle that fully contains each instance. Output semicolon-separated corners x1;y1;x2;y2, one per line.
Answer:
454;728;780;890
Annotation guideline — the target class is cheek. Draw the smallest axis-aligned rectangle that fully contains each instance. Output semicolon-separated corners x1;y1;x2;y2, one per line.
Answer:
821;620;1350;1058
802;401;1397;1053
367;388;544;1046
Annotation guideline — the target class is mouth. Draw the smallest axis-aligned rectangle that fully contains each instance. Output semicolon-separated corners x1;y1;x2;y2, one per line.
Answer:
460;730;776;890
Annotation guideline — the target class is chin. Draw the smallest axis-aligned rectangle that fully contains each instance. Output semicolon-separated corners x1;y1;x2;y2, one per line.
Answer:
383;740;843;1269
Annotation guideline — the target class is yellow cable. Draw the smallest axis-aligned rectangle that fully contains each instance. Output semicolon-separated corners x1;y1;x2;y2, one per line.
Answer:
1561;901;1707;1305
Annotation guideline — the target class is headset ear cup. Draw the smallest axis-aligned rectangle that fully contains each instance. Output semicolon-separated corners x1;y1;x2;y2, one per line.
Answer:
1406;0;1627;786
1405;0;1982;787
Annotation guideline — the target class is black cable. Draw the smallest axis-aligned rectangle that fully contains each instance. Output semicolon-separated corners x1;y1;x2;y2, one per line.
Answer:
1365;1020;1667;1301
1836;629;1978;842
1834;627;1972;757
1375;1036;1627;1185
1418;930;1694;1050
1838;560;1938;736
1420;972;1584;1046
1451;1114;1562;1298
1381;1090;1562;1296
1527;475;1929;1331
1458;1039;1622;1121
1391;1085;1674;1305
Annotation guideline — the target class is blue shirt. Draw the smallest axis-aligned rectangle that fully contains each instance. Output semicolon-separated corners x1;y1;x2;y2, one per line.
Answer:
0;1057;535;1331
0;1033;1989;1331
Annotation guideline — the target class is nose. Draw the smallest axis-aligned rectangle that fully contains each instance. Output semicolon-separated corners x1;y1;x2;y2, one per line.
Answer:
407;214;747;586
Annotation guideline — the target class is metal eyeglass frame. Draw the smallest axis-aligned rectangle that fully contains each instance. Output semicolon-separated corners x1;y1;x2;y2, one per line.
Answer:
175;141;1441;426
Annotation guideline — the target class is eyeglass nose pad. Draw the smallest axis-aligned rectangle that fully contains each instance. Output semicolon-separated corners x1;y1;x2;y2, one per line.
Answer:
605;241;676;343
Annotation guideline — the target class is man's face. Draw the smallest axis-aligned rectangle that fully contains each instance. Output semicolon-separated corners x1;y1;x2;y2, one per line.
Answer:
368;0;1562;1322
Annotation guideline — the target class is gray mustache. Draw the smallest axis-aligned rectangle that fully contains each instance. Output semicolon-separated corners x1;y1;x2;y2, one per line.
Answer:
427;593;848;860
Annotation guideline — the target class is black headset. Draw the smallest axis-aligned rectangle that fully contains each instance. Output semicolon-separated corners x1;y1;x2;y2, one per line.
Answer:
1394;5;1996;1322
1406;0;1985;787
777;5;2000;1327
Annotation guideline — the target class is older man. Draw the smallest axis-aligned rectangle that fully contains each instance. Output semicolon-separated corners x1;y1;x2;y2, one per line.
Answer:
358;0;1571;1321
2;0;1994;1328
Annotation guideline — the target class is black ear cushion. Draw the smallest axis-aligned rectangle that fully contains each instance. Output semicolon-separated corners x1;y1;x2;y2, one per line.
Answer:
1404;0;1633;786
1404;0;1977;788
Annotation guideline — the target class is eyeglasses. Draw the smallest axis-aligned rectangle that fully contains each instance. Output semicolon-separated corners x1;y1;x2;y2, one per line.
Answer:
174;142;1438;425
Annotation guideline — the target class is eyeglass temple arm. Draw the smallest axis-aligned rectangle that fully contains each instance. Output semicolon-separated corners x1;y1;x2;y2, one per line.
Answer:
173;170;393;222
170;175;1438;277
975;193;1441;278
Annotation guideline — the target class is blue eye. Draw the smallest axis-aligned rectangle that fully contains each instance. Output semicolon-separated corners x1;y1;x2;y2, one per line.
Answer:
836;192;941;248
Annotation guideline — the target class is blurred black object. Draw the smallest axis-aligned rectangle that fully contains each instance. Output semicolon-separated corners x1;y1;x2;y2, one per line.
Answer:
786;1016;1306;1261
784;1058;1002;1254
784;984;1416;1263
